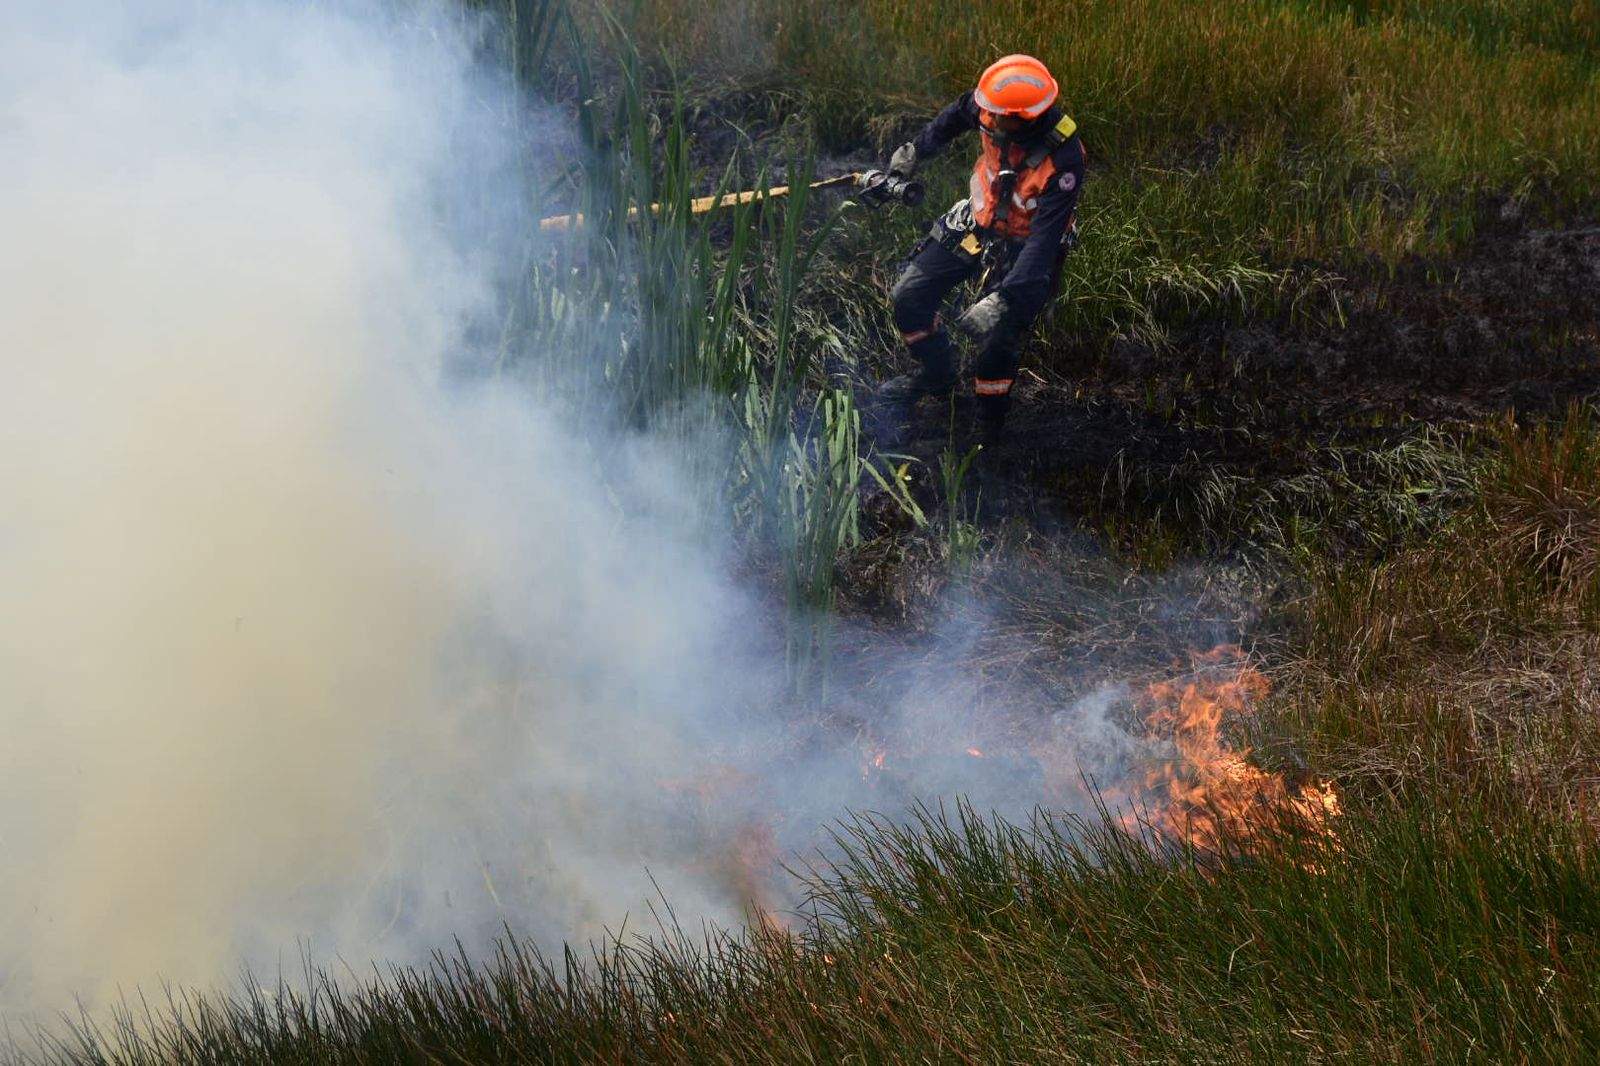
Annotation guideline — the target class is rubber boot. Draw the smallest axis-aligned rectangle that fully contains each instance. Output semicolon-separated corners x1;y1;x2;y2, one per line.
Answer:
880;325;958;404
878;370;955;404
976;392;1010;447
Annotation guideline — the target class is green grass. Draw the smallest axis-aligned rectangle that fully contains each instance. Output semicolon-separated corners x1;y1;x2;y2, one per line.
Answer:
468;1;889;676
45;801;1600;1063
763;0;1600;209
606;0;1600;362
1291;0;1600;63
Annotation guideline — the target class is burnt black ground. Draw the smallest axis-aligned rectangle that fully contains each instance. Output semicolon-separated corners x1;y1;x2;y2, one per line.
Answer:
851;220;1600;547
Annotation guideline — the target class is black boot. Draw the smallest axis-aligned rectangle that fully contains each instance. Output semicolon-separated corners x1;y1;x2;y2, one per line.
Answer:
978;413;1007;447
976;392;1010;447
877;370;955;405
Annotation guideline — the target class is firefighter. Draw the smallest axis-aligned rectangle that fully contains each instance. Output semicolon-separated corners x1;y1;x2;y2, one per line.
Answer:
879;54;1085;441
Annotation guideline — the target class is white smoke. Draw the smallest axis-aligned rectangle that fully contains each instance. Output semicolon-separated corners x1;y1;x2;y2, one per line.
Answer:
0;0;786;1013
0;0;1149;1023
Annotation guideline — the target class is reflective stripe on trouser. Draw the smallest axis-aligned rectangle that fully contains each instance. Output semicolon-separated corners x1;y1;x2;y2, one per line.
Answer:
900;316;940;345
973;314;1025;424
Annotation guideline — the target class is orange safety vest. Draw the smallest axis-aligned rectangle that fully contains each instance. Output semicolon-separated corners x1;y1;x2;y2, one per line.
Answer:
969;112;1078;239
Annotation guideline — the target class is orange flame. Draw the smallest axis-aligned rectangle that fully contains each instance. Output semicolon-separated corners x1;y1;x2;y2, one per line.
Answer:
667;647;1338;917
862;749;886;780
658;766;788;921
1133;648;1340;856
725;821;787;930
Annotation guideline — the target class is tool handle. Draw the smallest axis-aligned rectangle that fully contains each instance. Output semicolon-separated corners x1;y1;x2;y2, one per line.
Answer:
537;169;924;230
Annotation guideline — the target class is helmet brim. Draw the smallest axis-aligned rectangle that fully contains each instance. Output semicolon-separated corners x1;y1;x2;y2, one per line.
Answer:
974;78;1058;119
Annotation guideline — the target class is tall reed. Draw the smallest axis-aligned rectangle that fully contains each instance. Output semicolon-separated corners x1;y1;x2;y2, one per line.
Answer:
486;1;870;682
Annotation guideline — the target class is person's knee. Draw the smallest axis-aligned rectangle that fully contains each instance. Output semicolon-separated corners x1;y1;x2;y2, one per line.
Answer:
890;266;937;333
999;281;1049;325
890;294;924;334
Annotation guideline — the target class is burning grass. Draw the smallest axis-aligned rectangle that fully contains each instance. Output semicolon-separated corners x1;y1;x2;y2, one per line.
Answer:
643;638;1343;942
24;328;1598;1066
1126;649;1341;856
849;644;1342;862
43;797;1600;1064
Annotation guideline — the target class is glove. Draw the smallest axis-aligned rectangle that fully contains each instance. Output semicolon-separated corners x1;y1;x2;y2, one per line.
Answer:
956;292;1008;339
887;141;918;178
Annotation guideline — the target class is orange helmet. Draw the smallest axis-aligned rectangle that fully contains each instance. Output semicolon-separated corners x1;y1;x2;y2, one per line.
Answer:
974;55;1058;120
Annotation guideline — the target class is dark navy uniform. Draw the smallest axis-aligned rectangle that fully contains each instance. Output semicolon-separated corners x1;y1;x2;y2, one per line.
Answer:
889;93;1086;429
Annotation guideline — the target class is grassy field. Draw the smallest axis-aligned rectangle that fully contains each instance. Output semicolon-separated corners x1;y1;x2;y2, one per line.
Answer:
613;0;1600;361
27;0;1600;1060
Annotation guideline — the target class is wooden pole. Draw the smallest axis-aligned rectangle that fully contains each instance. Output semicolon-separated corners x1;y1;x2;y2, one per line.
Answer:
537;174;860;232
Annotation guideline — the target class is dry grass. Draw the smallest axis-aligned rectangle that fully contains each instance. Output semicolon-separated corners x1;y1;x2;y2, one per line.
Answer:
1271;404;1600;815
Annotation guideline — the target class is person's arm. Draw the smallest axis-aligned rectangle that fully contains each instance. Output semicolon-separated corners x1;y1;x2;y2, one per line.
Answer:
889;93;981;175
912;93;981;160
996;135;1086;318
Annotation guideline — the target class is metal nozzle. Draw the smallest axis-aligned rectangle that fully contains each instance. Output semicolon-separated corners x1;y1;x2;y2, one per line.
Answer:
857;170;925;208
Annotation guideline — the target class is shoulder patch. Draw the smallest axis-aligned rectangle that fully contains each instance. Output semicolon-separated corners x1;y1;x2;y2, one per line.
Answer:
1054;114;1077;139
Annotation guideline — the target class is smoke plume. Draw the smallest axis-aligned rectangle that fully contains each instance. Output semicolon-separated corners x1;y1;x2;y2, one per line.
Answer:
0;0;1149;1020
0;0;776;1012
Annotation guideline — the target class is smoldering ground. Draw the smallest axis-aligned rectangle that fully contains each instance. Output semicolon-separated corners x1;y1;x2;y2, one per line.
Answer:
0;0;1189;1023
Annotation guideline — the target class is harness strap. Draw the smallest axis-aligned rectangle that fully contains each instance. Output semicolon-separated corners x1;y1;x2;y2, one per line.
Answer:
1024;113;1078;168
999;113;1079;221
976;113;1078;234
